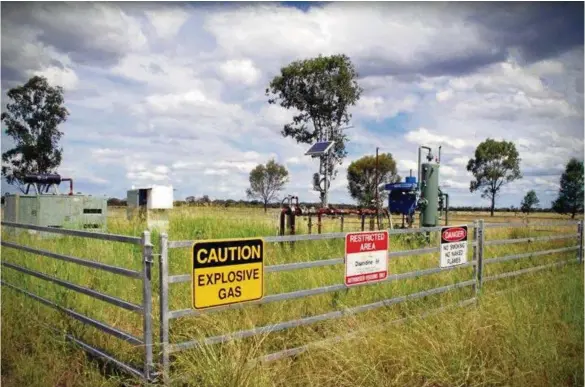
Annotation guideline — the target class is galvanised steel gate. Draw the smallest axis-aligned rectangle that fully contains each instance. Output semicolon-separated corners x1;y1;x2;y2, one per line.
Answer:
1;221;156;382
2;218;583;384
157;219;583;383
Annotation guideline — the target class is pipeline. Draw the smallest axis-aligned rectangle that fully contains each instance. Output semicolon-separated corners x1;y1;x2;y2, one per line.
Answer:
444;193;449;226
62;178;74;195
278;205;390;236
22;174;74;195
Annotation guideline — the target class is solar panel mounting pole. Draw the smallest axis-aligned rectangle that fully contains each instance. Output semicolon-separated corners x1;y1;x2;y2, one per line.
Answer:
375;147;380;229
322;129;328;208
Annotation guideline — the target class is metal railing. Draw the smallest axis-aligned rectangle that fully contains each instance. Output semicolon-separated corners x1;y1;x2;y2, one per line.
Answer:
160;224;471;380
2;218;582;384
157;219;583;383
0;221;156;382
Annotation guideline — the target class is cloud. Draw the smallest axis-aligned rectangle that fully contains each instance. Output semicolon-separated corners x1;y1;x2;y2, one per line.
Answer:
145;6;190;40
1;2;582;210
405;128;467;150
219;59;261;85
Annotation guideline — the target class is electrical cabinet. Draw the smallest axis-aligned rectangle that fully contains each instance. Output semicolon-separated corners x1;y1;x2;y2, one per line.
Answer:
3;194;108;232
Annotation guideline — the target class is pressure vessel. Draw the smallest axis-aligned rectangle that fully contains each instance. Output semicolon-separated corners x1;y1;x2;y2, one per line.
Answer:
420;163;439;227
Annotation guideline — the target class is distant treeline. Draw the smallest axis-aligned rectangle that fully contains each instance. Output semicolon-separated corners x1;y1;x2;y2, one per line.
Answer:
105;197;555;213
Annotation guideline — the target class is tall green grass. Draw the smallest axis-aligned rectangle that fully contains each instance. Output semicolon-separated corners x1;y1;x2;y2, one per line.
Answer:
1;209;583;386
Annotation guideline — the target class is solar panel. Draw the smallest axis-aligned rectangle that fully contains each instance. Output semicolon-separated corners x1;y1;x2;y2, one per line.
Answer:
305;141;335;156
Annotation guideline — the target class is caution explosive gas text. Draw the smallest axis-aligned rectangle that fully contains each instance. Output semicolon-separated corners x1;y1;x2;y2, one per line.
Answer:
192;238;264;309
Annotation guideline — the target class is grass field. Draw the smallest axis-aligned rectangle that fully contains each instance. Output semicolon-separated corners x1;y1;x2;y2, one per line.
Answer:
1;207;583;387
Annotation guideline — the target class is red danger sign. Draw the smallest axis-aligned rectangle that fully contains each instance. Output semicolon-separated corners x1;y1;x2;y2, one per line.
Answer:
441;227;467;243
345;231;389;286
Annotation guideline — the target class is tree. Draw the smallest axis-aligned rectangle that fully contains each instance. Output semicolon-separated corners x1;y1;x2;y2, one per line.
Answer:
347;153;401;207
552;158;584;219
1;76;69;192
466;138;522;217
520;190;539;214
266;54;363;205
246;159;289;212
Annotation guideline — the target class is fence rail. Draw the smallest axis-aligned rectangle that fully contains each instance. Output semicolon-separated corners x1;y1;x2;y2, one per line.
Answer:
157;218;583;383
0;221;155;382
2;218;583;385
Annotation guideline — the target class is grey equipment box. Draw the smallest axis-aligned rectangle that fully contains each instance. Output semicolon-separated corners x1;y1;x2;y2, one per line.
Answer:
2;174;108;234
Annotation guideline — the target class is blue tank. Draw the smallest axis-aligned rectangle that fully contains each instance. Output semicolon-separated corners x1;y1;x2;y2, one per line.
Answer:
384;177;418;217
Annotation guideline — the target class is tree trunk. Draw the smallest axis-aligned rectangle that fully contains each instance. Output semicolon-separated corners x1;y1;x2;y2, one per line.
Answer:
264;201;268;213
490;196;495;217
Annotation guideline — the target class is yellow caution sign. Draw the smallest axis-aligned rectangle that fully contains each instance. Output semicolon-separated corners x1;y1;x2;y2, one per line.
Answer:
192;238;264;309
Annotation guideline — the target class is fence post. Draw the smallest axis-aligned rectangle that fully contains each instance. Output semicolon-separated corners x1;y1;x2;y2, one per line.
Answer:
141;231;154;381
159;233;170;384
578;221;584;264
477;219;485;290
472;220;479;298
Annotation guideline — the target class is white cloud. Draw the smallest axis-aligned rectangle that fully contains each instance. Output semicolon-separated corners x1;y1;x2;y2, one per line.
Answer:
145;7;190;39
405;128;467;150
449;157;469;168
219;59;261;85
33;66;79;90
435;89;454;102
203;168;229;176
1;2;582;210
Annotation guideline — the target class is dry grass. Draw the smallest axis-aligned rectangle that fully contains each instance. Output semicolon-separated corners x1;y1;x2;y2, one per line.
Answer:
1;207;583;386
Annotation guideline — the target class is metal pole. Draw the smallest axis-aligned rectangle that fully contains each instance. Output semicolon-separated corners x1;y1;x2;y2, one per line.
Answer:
477;219;485;290
578;221;583;264
375;147;380;230
159;233;170;384
141;231;154;381
445;194;449;226
472;220;478;298
323;155;329;208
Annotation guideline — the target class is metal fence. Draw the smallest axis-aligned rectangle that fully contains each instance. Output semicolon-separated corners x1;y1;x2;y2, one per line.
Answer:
2;218;583;385
0;221;156;382
157;219;584;383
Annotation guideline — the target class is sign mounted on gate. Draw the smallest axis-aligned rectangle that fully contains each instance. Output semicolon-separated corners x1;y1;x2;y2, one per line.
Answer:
345;230;389;287
440;225;468;268
192;238;264;309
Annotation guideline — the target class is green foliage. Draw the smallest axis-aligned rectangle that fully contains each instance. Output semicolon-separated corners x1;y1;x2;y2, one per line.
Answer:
246;159;289;211
1;76;69;192
552;158;584;219
520;190;539;214
467;138;522;216
266;54;363;180
347;153;400;207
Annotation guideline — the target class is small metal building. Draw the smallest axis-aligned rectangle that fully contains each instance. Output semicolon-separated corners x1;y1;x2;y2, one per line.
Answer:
126;185;174;231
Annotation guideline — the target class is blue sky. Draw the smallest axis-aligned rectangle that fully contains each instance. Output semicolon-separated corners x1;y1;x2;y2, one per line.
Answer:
1;2;583;208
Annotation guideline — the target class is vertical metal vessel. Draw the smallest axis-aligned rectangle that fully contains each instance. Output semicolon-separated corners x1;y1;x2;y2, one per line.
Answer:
420;162;440;227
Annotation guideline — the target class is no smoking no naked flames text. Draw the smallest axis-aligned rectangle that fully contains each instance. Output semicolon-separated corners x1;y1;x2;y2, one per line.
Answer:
192;238;264;309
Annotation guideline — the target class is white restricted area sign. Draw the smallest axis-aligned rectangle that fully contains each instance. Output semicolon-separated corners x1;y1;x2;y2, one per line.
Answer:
440;225;468;268
345;230;389;286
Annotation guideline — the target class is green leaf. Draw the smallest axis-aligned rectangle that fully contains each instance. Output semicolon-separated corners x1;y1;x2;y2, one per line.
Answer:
1;75;69;192
246;159;289;212
552;158;584;218
347;153;400;207
466;138;522;215
266;54;363;187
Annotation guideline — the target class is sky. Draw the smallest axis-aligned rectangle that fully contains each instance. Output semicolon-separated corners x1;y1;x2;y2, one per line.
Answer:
1;1;583;208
